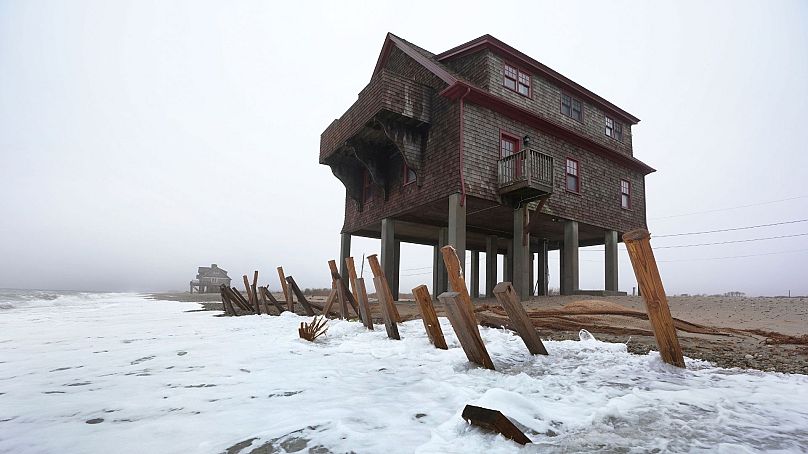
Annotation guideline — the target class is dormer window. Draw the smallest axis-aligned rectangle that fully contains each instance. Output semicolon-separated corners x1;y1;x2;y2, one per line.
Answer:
503;63;530;97
561;94;583;122
605;116;623;141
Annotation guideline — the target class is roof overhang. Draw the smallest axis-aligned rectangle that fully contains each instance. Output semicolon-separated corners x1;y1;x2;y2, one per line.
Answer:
436;34;641;125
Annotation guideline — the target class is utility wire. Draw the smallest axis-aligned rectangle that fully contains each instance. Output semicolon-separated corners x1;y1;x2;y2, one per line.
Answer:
654;232;808;249
656;248;808;263
655;218;808;238
649;195;807;220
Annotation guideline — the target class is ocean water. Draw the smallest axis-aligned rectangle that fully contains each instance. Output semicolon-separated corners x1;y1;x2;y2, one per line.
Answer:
1;290;807;453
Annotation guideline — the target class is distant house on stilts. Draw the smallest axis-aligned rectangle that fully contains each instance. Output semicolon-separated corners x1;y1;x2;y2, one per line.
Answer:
190;264;231;293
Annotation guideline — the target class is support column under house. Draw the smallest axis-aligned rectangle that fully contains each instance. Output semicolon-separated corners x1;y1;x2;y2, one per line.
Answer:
381;218;398;300
485;235;498;297
448;193;466;277
512;206;531;301
605;230;619;292
339;233;351;288
562;220;579;295
470;250;480;298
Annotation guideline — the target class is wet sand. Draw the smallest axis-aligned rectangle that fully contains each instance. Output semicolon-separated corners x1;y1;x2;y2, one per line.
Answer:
149;292;808;375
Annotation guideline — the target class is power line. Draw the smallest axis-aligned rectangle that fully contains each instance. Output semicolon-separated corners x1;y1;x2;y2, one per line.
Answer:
655;218;808;238
655;232;808;249
657;248;808;263
649;195;807;220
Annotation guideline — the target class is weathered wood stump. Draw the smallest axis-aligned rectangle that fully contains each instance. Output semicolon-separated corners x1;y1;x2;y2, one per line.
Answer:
461;405;531;445
492;282;548;355
439;292;495;370
412;285;447;349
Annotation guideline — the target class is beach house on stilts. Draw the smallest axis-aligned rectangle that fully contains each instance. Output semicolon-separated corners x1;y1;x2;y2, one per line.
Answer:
320;33;654;301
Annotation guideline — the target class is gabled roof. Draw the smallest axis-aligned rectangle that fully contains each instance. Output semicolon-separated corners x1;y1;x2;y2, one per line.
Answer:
367;33;653;174
435;34;640;124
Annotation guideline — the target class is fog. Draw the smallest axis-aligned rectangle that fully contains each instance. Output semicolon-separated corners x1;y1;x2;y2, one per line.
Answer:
1;0;806;296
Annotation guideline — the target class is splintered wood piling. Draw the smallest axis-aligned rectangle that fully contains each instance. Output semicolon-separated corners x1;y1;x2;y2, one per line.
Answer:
374;275;400;340
344;256;360;303
277;266;292;312
623;228;685;368
285;276;316;316
440;246;476;322
355;277;373;330
492;282;548;355
439;291;495;370
367;254;402;323
412;285;447;349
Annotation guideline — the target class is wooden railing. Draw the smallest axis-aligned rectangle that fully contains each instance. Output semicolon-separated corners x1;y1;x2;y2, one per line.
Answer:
498;149;554;190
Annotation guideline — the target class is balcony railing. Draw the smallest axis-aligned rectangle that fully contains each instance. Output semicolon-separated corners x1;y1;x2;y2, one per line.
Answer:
498;149;554;201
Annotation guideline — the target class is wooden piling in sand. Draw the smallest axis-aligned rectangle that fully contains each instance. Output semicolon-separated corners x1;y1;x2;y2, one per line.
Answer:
367;254;402;323
440;245;476;322
277;267;292;311
439;291;495;370
243;275;259;315
259;286;284;314
285;276;316;316
412;285;447;349
492;282;548;355
345;257;360;303
329;260;360;317
374;275;400;340
623;228;685;368
355;277;373;330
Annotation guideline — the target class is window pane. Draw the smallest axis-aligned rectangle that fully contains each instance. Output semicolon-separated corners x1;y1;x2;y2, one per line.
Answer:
518;83;529;95
567;175;578;192
504;78;516;90
622;194;629;208
504;65;517;78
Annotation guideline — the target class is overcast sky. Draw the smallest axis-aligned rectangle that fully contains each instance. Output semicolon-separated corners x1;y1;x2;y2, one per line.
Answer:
1;0;807;296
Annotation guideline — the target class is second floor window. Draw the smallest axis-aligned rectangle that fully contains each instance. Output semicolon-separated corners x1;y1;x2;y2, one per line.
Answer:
503;63;530;97
402;162;416;185
565;158;580;193
606;116;623;141
621;179;631;209
561;94;583;122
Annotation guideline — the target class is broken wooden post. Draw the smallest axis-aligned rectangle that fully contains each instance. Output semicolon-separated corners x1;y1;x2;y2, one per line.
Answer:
623;228;685;368
355;277;373;330
277;266;292;311
492;282;548;355
219;285;235;316
344;256;360;303
251;271;260;314
412;285;447;349
229;287;254;313
259;286;284;314
285;276;316;316
439;291;495;370
373;275;400;340
367;254;402;322
461;405;531;445
298;316;328;342
243;275;259;315
440;245;476;322
329;259;360;316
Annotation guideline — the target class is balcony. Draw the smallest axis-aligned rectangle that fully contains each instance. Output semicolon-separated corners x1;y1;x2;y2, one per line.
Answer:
498;149;554;204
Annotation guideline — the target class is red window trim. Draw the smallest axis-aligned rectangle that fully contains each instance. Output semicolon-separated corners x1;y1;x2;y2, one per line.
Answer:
402;162;416;186
499;130;521;157
620;178;632;209
560;92;584;123
502;62;531;98
565;157;581;194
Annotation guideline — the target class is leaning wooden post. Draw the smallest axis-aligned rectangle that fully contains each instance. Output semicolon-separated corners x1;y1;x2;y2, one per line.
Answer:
492;282;548;355
277;266;292;311
440;245;476;322
219;285;235;316
438;291;495;370
328;260;360;317
355;277;374;330
243;275;259;315
251;271;260;314
373;275;400;340
623;229;685;368
285;276;316;316
344;256;360;304
259;286;284;314
367;254;402;322
412;285;447;349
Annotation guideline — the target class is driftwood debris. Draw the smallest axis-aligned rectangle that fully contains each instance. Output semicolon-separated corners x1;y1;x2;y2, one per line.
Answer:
298;316;328;342
439;291;495;370
461;405;531;445
623;229;685;368
492;282;548;355
277;266;292;312
355;277;373;330
412;285;447;349
285;276;316;316
367;254;402;323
